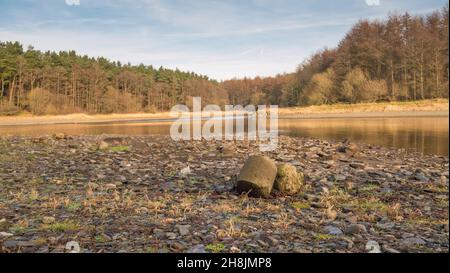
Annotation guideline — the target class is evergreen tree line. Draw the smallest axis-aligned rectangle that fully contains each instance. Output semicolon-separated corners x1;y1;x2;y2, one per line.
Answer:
0;6;448;115
0;42;227;115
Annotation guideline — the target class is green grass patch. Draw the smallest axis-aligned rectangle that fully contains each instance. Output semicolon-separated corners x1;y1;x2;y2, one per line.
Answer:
10;224;27;235
313;233;336;241
109;146;131;152
358;184;380;193
43;220;79;233
436;199;449;208
65;202;82;212
357;199;389;213
95;235;109;243
425;183;448;194
145;246;157;253
291;201;311;211
205;243;225;253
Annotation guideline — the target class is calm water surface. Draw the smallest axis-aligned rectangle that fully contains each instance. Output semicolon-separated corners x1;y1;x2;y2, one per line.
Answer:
0;117;448;156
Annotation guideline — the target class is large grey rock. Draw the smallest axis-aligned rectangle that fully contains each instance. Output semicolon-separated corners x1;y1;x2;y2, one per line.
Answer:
344;224;367;235
188;244;206;253
324;225;343;236
176;225;190;236
399;237;426;251
274;164;304;194
237;156;277;198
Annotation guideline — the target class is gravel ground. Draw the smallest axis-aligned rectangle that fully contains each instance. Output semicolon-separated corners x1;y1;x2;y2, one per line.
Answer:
0;134;448;253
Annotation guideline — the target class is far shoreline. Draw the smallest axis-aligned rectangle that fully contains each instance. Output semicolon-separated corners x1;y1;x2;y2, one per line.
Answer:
0;99;448;126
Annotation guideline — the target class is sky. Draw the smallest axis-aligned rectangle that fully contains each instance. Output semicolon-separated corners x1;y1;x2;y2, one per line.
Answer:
0;0;447;80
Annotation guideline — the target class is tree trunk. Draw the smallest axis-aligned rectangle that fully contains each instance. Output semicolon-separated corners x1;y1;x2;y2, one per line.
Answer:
435;50;439;98
420;41;425;99
413;70;417;101
0;76;4;100
390;59;395;100
9;76;17;104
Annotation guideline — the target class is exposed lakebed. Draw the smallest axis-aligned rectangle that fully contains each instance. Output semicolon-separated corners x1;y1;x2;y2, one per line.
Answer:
0;134;448;253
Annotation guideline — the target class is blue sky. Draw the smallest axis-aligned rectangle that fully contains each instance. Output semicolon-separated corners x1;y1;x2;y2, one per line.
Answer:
0;0;447;80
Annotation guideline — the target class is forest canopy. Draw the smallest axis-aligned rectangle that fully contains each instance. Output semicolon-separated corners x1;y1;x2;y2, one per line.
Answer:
0;5;448;115
222;5;449;107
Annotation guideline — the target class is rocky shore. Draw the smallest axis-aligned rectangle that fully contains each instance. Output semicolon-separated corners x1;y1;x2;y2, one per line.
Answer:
0;134;448;253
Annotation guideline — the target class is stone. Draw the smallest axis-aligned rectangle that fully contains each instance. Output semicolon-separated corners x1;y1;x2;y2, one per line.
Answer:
335;175;347;182
375;222;395;230
105;183;117;190
350;162;365;169
274;164;304;195
414;173;428;182
344;224;367;235
400;237;426;250
98;141;109;150
264;236;279;246
102;137;126;146
347;143;361;155
257;239;269;247
0;232;14;238
42;216;56;224
65;241;81;253
152;228;165;239
130;139;148;150
218;144;235;157
326;209;338;220
188;244;206;253
345;215;358;224
341;237;354;249
324;225;343;236
176;225;190;236
230;246;241;253
173;242;187;252
383;246;401;253
337;142;360;156
258;234;280;246
180;166;191;177
337;145;347;153
317;152;332;160
166;232;177;240
365;240;381;253
236;156;277;198
3;240;19;248
54;133;67;140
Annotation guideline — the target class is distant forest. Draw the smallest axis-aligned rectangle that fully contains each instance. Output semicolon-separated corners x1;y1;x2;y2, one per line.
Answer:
0;6;448;115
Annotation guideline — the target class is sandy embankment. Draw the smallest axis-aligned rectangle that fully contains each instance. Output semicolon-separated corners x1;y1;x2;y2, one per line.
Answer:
0;99;448;126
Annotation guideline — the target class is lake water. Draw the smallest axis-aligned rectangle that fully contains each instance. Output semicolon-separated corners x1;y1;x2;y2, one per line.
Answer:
0;116;448;156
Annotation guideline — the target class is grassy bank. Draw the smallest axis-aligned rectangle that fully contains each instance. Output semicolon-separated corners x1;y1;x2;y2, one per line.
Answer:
0;99;448;126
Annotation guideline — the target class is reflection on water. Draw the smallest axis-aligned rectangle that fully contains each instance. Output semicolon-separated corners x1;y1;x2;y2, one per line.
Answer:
0;117;448;156
279;117;449;156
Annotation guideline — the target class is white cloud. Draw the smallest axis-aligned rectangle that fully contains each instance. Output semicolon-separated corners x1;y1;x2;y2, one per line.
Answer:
65;0;81;6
